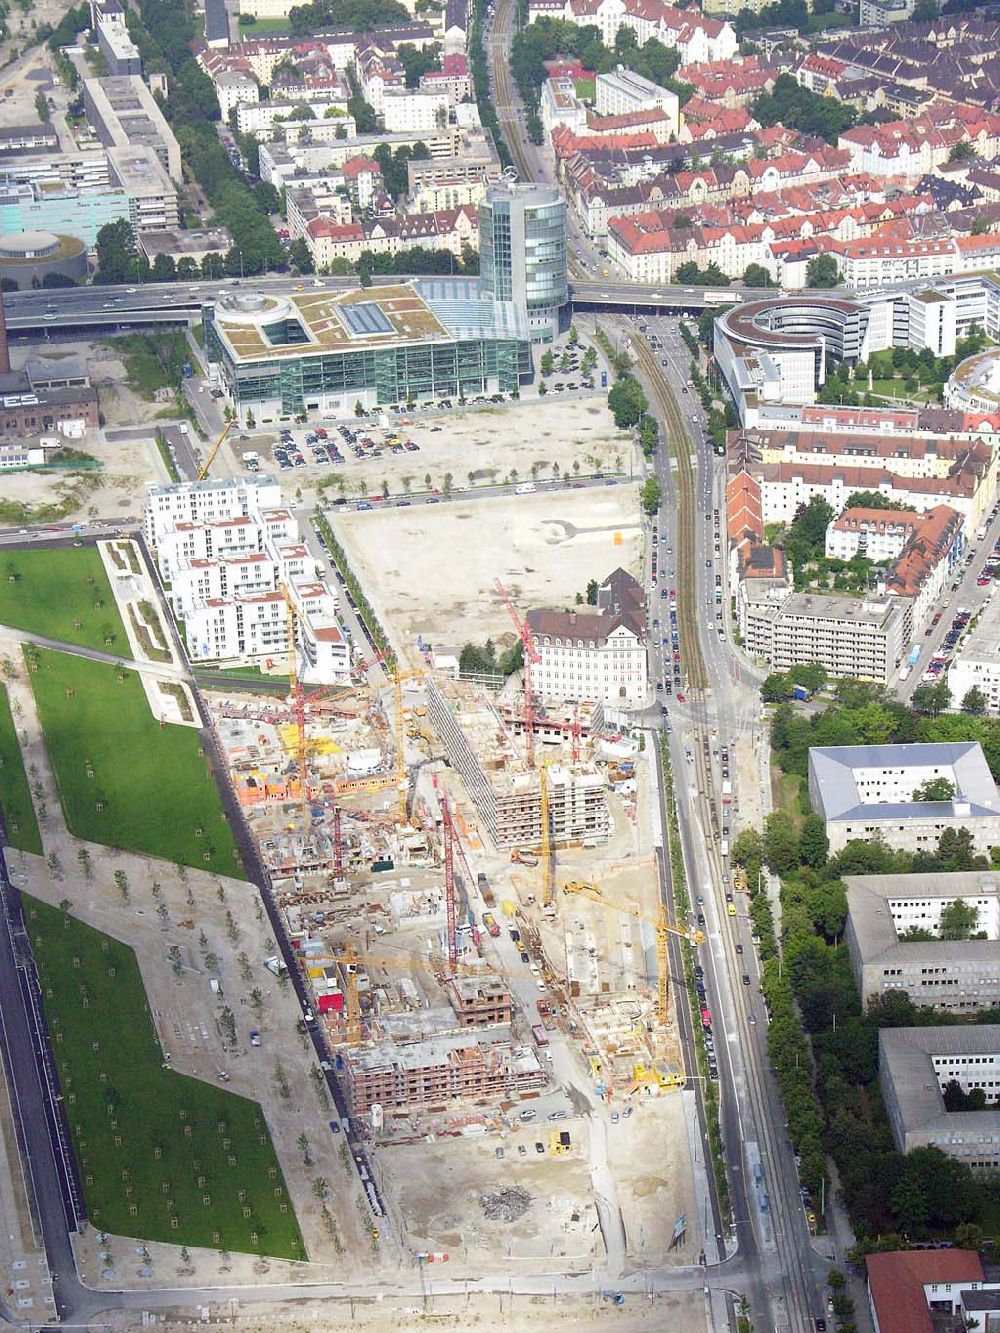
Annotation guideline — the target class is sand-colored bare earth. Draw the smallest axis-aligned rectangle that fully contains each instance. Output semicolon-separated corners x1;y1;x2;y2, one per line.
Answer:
329;486;643;658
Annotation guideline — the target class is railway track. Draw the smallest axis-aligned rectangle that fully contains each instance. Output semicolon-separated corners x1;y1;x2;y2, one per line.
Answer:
489;0;533;183
630;333;707;695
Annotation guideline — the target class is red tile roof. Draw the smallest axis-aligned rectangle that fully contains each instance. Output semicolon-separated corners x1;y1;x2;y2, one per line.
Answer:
866;1250;983;1333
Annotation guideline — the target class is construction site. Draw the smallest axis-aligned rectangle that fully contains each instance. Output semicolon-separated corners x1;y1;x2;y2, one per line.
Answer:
185;464;702;1266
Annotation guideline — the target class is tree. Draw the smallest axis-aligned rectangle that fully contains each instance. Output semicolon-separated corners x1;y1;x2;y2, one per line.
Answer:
289;238;314;274
912;0;937;15
799;814;829;869
607;375;648;428
151;253;176;283
95;218;136;285
806;254;840;288
939;897;979;940
911;680;951;716
949;143;978;168
763;810;800;874
962;686;987;715
585;579;599;605
640;476;662;515
912;776;955;802
732;828;763;868
743;262;774;288
752;72;856;143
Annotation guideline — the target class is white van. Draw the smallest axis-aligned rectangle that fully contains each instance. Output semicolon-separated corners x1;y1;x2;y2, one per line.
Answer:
515;482;537;495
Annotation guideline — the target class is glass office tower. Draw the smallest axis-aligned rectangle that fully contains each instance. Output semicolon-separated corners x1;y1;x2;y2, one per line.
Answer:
479;180;567;342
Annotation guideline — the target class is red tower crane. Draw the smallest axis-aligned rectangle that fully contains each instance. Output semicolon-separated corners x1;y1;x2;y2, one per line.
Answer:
494;578;542;768
571;704;581;764
333;805;344;877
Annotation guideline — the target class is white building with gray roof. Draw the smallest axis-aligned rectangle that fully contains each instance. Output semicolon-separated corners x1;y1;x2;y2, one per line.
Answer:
845;871;1000;1012
808;741;1000;854
879;1025;1000;1169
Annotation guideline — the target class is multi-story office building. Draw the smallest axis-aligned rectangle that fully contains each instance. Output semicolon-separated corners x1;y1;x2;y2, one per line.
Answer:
0;179;130;247
949;597;1000;714
479;180;567;342
880;1026;1000;1169
96;12;143;75
808;741;1000;854
107;146;180;233
845;871;1000;1011
204;280;533;424
82;77;182;184
767;592;906;684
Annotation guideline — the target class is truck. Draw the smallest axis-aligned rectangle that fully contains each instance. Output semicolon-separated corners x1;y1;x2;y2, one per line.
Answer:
908;644;921;667
720;839;729;858
792;684;812;702
242;450;260;472
477;872;496;909
977;525;988;541
482;912;501;938
721;779;733;804
531;1023;550;1047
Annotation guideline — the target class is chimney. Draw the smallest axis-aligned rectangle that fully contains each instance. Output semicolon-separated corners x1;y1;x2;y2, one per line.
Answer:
0;291;10;375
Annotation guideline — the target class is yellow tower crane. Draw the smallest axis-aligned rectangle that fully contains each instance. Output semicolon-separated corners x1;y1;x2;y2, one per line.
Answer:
540;758;554;909
196;419;235;481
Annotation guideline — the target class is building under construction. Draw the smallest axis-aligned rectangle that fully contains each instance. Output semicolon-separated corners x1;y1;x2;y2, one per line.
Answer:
427;677;609;850
343;1029;545;1116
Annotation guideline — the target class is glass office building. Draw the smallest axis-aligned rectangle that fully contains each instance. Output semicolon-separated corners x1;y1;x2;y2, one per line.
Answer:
479;181;568;342
204;279;533;425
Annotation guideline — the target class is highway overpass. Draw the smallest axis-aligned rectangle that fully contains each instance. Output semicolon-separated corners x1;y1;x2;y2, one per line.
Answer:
3;275;806;336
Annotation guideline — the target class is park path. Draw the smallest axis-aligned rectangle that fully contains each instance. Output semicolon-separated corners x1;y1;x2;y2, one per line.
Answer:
0;639;376;1287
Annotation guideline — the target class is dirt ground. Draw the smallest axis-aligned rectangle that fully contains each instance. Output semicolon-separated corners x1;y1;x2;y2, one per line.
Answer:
605;1096;698;1266
378;1132;599;1267
97;1290;709;1331
332;486;643;662
3;343;164;522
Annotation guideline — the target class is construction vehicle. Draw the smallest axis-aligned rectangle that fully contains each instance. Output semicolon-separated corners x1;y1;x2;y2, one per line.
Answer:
195;419;235;481
511;849;539;867
562;881;601;901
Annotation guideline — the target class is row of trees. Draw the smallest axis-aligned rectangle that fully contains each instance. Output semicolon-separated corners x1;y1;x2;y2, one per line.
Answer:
770;678;1000;801
736;801;1000;1246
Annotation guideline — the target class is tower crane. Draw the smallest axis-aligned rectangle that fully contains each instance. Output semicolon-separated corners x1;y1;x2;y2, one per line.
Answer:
196;419;235;481
494;578;542;768
540;759;555;910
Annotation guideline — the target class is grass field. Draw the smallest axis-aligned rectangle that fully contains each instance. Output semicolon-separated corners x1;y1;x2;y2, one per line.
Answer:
25;896;304;1257
0;549;127;653
29;649;241;876
0;685;41;855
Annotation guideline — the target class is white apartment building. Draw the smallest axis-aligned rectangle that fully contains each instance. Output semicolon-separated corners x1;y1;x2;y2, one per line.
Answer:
594;66;679;137
145;477;349;682
825;508;921;563
808;741;1000;855
527;568;648;709
948;597;1000;714
382;89;449;134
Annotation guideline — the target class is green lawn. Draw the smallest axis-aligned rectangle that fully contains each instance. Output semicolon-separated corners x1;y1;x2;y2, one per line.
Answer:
29;649;241;876
0;684;41;855
0;549;127;653
25;896;303;1257
574;78;595;100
